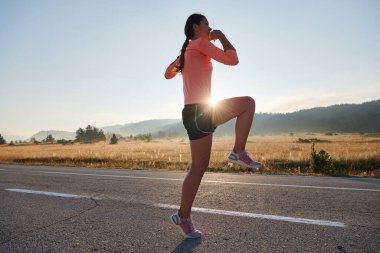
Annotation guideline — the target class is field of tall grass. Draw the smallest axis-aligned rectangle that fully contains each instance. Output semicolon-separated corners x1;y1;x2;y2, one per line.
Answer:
0;134;379;177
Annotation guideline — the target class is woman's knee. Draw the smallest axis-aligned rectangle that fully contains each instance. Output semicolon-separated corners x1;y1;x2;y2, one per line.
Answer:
244;96;255;111
189;164;208;177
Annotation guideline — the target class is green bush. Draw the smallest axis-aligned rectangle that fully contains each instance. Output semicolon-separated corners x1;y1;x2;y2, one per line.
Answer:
57;139;74;145
110;134;118;144
310;143;336;175
134;133;152;142
298;138;330;143
0;134;6;145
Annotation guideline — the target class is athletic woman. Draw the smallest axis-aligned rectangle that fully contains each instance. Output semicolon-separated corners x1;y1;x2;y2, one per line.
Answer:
164;13;262;239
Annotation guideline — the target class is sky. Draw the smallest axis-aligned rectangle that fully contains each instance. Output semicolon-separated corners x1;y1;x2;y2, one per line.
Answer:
1;0;379;139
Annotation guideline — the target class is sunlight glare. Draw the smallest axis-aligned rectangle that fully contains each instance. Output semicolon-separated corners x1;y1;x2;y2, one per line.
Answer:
209;97;219;106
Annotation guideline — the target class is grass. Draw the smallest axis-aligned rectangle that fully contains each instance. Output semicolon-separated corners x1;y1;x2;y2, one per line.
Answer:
1;134;379;178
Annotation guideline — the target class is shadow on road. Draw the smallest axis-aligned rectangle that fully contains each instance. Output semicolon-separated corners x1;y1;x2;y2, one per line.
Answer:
170;237;202;253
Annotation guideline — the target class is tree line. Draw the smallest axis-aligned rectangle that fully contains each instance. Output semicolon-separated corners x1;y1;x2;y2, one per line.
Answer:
75;125;106;143
0;125;155;146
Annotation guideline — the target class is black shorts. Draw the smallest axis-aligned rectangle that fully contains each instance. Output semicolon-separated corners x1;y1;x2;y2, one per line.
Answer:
182;103;217;140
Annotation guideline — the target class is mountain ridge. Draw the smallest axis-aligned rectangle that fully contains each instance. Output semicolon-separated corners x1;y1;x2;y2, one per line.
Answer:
5;99;379;141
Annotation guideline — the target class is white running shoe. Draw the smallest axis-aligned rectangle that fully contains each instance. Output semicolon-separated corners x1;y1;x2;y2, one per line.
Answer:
227;150;262;170
170;211;202;239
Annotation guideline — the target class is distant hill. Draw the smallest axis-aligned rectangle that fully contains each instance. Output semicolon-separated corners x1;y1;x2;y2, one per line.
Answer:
26;99;380;140
251;100;380;134
31;130;76;141
115;119;179;136
148;100;380;136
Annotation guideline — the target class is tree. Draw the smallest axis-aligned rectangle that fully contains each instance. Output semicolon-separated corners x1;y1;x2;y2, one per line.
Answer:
133;133;152;142
157;131;166;138
75;128;85;142
98;129;106;141
110;134;118;144
85;125;94;143
0;134;6;145
43;134;55;143
75;125;106;143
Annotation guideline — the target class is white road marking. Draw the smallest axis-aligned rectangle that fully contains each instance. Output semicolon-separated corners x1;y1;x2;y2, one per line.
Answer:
155;203;346;228
37;171;380;192
0;169;5;170
5;188;98;199
3;187;346;228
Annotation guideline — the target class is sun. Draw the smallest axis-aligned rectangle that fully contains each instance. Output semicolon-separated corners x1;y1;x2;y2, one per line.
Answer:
209;97;219;107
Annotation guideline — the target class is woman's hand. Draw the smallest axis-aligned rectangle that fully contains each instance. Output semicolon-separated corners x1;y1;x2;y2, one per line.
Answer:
209;30;225;41
210;30;235;51
164;56;180;79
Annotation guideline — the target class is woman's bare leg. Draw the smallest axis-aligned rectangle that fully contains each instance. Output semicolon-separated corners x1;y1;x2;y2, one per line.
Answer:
179;134;213;219
213;96;255;153
178;96;255;218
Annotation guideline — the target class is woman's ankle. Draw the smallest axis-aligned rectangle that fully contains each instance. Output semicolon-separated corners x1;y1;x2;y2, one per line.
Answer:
178;209;190;219
233;148;245;154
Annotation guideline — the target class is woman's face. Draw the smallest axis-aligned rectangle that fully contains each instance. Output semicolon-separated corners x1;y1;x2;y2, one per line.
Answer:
193;17;212;40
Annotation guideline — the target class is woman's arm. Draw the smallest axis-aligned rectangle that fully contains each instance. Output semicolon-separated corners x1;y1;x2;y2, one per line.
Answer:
210;30;235;51
199;33;239;66
164;57;180;79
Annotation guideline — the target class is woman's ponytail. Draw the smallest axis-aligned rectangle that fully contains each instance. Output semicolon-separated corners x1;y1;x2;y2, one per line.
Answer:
175;13;205;73
176;37;190;72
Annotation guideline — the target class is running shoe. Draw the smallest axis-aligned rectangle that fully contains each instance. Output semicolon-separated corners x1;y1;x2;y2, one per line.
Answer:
170;210;202;239
227;150;262;170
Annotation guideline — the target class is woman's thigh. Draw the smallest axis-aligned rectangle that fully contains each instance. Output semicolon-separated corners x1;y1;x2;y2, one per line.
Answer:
212;96;255;127
189;133;213;171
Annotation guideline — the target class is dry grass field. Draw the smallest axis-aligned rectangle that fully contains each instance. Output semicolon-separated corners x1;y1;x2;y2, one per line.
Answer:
1;134;379;177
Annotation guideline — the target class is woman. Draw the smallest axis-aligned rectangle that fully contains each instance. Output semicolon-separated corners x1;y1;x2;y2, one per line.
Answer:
164;13;262;239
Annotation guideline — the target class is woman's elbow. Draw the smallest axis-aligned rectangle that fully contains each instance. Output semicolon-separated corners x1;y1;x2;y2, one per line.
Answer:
164;72;175;80
227;59;239;66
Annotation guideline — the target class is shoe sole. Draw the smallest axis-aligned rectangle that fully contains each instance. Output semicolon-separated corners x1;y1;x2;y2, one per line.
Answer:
227;158;262;170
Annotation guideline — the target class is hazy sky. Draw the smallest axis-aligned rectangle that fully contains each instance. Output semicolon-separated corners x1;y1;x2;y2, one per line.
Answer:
1;0;379;138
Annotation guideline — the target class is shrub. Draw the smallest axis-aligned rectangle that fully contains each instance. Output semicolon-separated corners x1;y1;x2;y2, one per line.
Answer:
310;143;336;175
57;139;74;145
43;134;55;143
134;133;152;142
0;134;6;145
297;138;330;143
110;134;118;144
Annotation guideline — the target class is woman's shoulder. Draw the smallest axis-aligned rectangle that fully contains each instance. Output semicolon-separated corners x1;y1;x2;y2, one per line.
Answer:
188;37;211;50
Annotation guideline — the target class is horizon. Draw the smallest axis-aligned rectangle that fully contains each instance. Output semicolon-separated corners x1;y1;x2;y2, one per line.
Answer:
2;98;378;140
1;1;379;138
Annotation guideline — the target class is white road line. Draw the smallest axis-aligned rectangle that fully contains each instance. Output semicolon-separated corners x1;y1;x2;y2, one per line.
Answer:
37;171;380;192
4;188;98;199
4;187;346;228
0;169;5;170
155;203;346;228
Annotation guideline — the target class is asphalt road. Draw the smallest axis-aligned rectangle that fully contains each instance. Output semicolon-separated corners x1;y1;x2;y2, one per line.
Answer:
0;164;379;252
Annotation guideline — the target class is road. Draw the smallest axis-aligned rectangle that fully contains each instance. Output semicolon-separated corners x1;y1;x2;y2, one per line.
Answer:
0;164;379;252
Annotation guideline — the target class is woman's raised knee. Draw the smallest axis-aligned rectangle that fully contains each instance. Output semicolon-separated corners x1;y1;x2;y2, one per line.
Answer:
244;96;255;111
